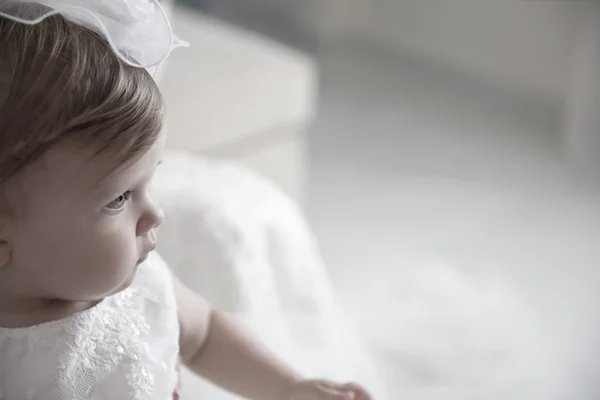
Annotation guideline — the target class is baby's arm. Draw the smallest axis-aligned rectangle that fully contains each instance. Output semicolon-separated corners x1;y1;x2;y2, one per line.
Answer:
173;276;371;400
173;275;302;400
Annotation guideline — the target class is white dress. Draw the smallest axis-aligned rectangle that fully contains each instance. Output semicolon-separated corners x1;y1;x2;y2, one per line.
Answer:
0;253;180;400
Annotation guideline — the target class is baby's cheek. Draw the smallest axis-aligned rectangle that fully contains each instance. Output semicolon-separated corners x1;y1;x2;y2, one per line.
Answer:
92;226;137;267
69;223;137;289
18;217;74;266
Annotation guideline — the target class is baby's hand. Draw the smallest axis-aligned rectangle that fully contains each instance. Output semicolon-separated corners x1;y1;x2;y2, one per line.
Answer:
288;380;372;400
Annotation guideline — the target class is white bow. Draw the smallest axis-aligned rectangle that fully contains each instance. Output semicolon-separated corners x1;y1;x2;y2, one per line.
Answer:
0;0;188;69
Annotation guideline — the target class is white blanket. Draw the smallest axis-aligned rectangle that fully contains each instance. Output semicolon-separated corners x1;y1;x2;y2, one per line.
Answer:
154;152;386;399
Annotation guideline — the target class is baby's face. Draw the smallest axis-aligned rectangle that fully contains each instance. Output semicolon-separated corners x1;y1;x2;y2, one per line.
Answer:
5;133;165;302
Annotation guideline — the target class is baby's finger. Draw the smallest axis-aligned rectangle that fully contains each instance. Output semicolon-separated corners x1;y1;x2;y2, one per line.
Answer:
341;382;372;400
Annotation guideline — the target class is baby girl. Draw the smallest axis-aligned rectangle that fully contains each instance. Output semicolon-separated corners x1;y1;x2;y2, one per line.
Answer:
0;1;372;399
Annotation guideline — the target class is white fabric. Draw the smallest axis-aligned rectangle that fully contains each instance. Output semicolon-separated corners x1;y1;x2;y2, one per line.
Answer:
154;152;387;400
0;0;188;69
0;253;180;400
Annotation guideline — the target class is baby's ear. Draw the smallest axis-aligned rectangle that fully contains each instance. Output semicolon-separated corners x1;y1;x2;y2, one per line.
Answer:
0;212;13;268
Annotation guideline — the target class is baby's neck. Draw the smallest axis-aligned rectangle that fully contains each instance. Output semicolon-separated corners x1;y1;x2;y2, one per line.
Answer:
0;296;100;329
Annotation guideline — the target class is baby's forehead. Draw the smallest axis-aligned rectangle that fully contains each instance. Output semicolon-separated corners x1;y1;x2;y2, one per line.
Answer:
26;143;129;195
36;135;162;193
12;132;164;201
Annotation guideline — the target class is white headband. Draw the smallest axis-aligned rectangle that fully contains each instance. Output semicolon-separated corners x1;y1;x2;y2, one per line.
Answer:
0;0;188;69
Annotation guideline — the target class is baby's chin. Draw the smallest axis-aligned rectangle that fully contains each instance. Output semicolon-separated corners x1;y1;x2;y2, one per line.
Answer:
104;262;142;296
111;264;141;294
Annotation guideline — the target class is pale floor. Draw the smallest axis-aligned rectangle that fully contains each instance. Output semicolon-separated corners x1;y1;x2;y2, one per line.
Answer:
306;45;600;400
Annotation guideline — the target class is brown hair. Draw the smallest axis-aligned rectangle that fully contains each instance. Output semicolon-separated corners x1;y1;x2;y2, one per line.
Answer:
0;12;164;184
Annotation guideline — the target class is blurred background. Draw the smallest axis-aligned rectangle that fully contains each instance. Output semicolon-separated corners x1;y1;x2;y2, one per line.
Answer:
159;1;599;399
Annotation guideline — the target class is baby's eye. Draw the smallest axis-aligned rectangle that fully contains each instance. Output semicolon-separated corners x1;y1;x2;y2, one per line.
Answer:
105;190;133;212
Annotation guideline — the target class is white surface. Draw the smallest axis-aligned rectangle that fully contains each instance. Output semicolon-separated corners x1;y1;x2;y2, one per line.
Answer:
307;45;600;399
160;6;317;152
